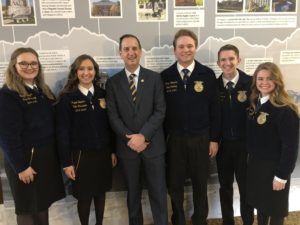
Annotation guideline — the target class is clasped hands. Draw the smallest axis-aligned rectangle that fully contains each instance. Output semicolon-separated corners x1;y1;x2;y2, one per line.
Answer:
126;133;148;153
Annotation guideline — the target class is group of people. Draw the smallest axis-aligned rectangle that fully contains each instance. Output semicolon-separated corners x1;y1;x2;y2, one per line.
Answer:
0;29;298;225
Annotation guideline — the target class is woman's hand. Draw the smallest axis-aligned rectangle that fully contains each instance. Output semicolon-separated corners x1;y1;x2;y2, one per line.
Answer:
111;153;117;168
63;166;76;180
18;166;37;184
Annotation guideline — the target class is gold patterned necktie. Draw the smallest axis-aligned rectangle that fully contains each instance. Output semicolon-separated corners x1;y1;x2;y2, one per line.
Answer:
129;74;137;103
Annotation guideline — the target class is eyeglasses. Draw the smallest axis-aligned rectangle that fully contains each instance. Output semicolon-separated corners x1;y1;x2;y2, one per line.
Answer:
17;61;39;69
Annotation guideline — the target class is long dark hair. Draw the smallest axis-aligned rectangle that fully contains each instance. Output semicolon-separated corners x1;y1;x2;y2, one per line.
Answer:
59;54;100;97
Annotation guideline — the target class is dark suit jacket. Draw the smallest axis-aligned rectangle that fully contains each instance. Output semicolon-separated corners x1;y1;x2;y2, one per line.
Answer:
106;66;166;159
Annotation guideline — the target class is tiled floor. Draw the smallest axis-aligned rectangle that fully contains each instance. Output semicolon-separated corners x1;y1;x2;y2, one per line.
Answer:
1;178;300;225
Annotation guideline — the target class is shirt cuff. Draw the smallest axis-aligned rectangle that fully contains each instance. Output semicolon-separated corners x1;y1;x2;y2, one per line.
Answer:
274;176;287;184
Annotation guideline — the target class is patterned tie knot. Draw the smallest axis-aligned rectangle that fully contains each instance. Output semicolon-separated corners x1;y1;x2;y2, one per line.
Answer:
129;74;136;80
226;81;234;91
182;68;189;76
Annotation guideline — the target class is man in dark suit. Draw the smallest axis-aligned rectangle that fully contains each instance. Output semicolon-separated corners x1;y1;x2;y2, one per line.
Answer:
216;44;254;225
106;34;168;225
161;29;220;225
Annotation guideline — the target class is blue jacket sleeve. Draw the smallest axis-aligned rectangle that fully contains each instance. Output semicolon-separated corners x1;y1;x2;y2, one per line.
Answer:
55;95;73;168
0;91;27;173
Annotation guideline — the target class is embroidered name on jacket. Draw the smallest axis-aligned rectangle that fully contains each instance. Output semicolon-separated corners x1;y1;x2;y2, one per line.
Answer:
20;94;38;104
165;81;178;93
71;100;88;112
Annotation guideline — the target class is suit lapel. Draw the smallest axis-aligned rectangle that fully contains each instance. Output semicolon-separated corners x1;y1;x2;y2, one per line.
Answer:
135;69;145;106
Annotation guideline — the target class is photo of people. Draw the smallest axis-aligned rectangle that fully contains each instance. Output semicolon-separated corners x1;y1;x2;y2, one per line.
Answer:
90;0;122;18
1;0;36;26
272;0;296;12
175;0;204;7
217;0;243;13
245;0;270;12
137;0;167;22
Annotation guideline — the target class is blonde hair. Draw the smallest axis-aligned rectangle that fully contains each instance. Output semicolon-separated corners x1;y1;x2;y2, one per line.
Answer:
5;47;55;100
250;62;299;117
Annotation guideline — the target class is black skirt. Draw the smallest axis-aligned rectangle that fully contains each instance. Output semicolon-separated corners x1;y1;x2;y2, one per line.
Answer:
71;149;112;200
246;156;290;217
5;142;66;215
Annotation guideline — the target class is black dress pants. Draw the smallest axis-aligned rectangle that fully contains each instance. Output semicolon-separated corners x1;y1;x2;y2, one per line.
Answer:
216;140;254;225
167;132;210;225
257;211;284;225
120;154;168;225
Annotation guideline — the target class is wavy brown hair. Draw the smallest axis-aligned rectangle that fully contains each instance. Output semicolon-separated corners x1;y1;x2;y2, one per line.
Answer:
249;62;299;117
58;54;100;97
173;29;198;49
5;47;55;100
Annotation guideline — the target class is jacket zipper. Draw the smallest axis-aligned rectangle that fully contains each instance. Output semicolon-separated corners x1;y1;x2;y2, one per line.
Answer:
29;147;34;166
75;150;82;172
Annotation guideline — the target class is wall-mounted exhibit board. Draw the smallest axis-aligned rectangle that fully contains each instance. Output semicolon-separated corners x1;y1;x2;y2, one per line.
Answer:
0;0;300;224
0;0;300;94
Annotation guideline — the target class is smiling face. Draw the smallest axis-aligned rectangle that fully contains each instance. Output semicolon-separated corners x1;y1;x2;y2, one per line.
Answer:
15;52;39;85
119;37;142;73
217;50;241;80
174;35;196;67
256;69;275;97
76;59;96;89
